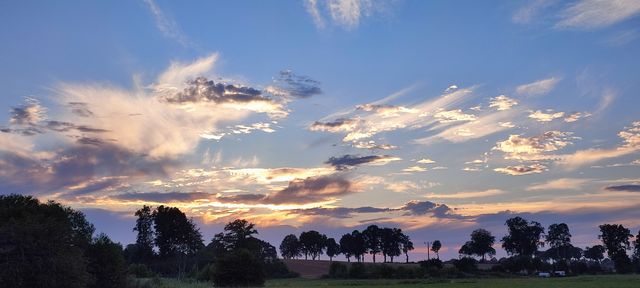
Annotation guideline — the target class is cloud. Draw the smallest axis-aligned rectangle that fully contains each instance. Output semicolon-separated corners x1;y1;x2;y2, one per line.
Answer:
417;158;436;164
512;0;555;24
352;141;397;150
417;109;519;144
310;118;359;133
141;0;190;46
489;95;518;111
604;185;640;192
400;200;463;219
433;109;477;123
426;189;505;199
558;121;640;169
494;164;547;176
516;77;560;97
493;131;574;161
556;0;640;29
114;192;215;202
564;112;591;123
264;175;356;204
264;70;322;99
527;178;591;191
402;166;427;173
385;181;420;193
305;0;388;30
325;154;401;170
528;110;565;122
10;98;47;125
356;104;417;118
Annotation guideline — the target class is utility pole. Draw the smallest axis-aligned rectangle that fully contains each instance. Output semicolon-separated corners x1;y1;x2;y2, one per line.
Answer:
424;241;430;260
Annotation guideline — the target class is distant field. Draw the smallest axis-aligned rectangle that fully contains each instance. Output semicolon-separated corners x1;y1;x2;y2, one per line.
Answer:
142;275;640;288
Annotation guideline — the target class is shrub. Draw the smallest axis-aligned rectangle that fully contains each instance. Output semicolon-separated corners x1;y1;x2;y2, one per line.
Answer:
264;259;298;278
213;249;265;287
452;257;478;273
419;259;443;269
328;262;348;278
128;263;154;278
348;262;368;279
196;263;216;281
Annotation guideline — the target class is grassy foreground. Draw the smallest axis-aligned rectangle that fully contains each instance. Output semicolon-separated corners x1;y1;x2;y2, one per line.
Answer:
139;274;640;288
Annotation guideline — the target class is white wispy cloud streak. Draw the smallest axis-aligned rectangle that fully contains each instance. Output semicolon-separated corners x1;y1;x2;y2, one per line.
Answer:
141;0;190;46
556;0;640;29
516;77;561;97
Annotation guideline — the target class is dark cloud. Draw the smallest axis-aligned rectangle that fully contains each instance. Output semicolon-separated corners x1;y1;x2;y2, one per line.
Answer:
309;118;357;132
325;154;398;170
68;102;94;117
604;185;640;192
288;206;391;218
9;99;45;125
216;193;267;204
264;175;355;204
45;120;109;134
270;70;322;98
161;77;273;105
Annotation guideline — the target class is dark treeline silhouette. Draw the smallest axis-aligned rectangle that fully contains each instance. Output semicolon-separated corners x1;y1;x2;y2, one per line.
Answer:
279;225;416;264
2;194;640;287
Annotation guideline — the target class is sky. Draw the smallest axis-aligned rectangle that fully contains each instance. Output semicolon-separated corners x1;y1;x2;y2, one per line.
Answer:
1;0;640;261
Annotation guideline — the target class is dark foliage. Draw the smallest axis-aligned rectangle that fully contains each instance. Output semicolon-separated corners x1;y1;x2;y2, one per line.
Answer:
86;233;128;288
501;216;545;257
213;249;265;287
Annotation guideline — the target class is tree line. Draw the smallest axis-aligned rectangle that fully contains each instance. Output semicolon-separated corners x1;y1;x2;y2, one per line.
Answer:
279;225;424;264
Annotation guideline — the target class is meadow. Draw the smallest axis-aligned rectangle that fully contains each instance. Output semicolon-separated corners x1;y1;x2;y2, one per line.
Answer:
136;274;640;288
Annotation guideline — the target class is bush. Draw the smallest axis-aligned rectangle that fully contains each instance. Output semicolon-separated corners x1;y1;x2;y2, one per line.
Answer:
213;249;265;287
86;234;128;288
264;259;298;278
348;262;368;279
196;263;216;281
452;257;478;273
328;262;348;278
419;259;443;269
128;263;154;278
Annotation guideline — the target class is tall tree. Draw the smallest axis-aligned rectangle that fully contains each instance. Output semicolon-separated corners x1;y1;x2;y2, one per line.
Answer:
213;219;259;251
468;229;496;261
86;233;128;288
362;225;382;263
339;233;355;262
634;230;640;261
501;216;544;257
133;205;155;261
584;245;605;263
153;205;204;258
351;230;366;262
279;234;301;259
399;233;414;263
325;238;341;261
299;230;327;260
431;240;442;260
380;228;402;263
599;224;633;272
546;223;572;262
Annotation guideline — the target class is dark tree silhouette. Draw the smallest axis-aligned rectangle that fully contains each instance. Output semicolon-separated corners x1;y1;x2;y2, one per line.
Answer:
460;229;496;261
381;228;402;263
584;245;605;263
431;240;442;260
339;233;355;262
362;225;382;263
399;233;414;263
279;234;301;259
351;230;366;262
133;205;155;262
546;223;573;262
326;237;341;261
213;219;259;252
213;249;265;287
153;205;204;258
634;230;640;261
501;216;544;257
299;230;327;260
599;224;633;272
86;233;128;288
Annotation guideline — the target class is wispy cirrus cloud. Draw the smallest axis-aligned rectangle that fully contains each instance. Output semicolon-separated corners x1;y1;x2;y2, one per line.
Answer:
556;0;640;29
325;154;401;170
141;0;190;46
526;178;591;191
304;0;391;30
494;164;547;176
516;77;561;97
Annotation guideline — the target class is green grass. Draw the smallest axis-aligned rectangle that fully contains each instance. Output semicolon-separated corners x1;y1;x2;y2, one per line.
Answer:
137;275;640;288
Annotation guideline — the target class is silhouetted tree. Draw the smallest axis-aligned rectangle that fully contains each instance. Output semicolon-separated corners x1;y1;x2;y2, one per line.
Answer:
362;225;382;263
501;216;544;257
86;233;128;288
133;205;155;262
546;223;572;262
351;230;366;262
431;240;442;260
213;249;265;287
213;219;259;252
599;224;633;273
461;229;496;261
381;228;402;263
0;194;93;288
326;237;341;261
153;205;204;258
279;234;301;259
584;245;605;263
399;233;414;263
339;233;355;262
299;230;327;260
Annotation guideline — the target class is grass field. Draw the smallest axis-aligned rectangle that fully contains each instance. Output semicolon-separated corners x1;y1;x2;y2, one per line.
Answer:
141;274;640;288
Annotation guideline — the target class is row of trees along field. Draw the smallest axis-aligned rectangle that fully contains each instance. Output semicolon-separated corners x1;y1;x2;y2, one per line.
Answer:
2;194;640;287
279;225;430;263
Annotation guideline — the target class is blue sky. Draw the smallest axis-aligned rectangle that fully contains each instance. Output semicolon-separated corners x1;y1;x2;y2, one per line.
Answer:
1;0;639;260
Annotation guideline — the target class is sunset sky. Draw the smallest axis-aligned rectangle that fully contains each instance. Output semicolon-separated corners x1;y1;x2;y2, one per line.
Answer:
1;0;639;260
